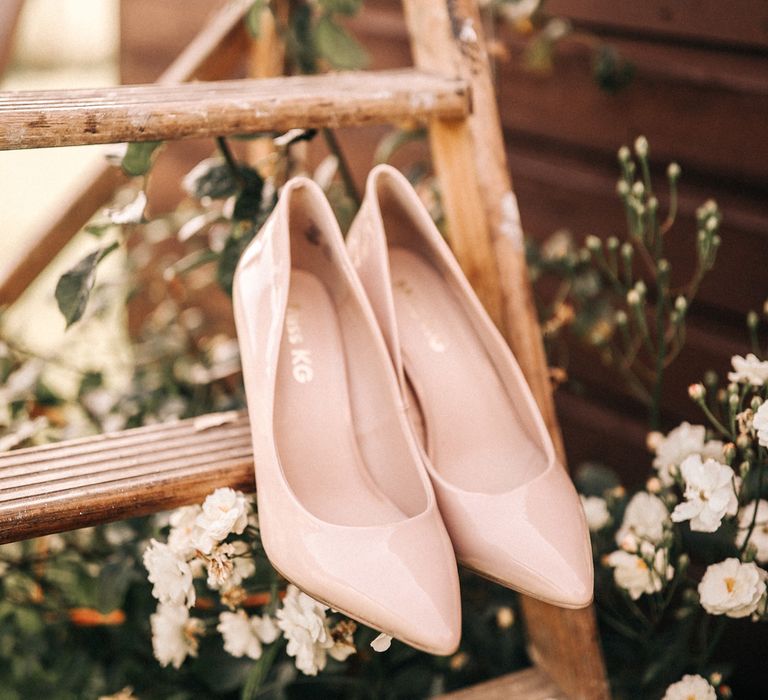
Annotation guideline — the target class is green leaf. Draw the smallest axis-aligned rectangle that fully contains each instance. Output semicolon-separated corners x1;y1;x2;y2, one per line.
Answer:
245;0;268;38
287;4;317;74
374;128;426;164
232;170;265;221
240;640;283;700
593;45;634;94
217;225;259;296
121;141;163;176
96;558;134;614
318;0;363;16
314;15;368;70
55;242;118;329
574;461;621;497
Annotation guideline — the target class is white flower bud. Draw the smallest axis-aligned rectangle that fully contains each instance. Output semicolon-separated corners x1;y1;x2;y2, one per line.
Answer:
634;135;649;158
667;162;681;180
616;180;630;197
627;290;640;306
631;181;645;198
585;234;602;252
618;145;631;163
646;431;663;452
688;383;706;401
675;296;687;313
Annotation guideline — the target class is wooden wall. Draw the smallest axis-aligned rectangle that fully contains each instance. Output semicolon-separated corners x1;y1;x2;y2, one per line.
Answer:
120;1;768;486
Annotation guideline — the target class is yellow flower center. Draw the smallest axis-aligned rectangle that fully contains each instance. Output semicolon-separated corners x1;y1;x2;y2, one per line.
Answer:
635;559;648;571
725;577;736;593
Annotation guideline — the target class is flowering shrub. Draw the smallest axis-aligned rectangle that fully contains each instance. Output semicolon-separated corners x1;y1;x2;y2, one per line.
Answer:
577;347;768;698
142;487;378;679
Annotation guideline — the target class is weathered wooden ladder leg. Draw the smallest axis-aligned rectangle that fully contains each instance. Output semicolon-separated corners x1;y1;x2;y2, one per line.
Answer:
402;2;610;698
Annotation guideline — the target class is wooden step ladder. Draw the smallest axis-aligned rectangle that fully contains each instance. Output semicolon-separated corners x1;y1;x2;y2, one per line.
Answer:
0;1;609;697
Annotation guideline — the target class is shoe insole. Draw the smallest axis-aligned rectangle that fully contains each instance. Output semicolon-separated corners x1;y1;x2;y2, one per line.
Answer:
274;270;406;526
389;248;547;494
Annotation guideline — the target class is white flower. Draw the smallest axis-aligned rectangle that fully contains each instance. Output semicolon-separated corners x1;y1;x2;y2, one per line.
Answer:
671;455;738;532
217;610;279;660
615;492;670;549
606;543;674;600
328;620;357;661
194;488;250;554
370;633;392;652
737;500;768;562
754;401;768;448
167;505;202;558
728;353;768;386
499;0;540;23
204;541;255;590
143;540;196;607
276;584;334;676
662;674;716;700
108;190;147;225
150;604;204;669
652;422;723;485
580;495;611;532
698;558;767;618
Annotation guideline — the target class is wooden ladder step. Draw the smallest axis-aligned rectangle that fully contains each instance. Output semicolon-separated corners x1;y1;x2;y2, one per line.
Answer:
0;69;470;150
437;667;565;699
0;411;255;542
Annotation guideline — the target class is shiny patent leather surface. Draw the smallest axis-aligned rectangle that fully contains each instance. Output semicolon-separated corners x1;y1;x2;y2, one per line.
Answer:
233;177;461;654
347;165;594;609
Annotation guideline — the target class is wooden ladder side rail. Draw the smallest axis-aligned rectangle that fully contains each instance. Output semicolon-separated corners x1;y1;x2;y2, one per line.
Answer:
402;2;610;699
0;0;253;307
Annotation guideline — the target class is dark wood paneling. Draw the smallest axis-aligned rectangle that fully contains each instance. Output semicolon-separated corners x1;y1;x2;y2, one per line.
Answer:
547;0;768;51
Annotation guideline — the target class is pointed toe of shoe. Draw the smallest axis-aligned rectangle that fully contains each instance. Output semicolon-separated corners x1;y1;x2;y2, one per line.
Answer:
262;506;462;655
439;465;594;608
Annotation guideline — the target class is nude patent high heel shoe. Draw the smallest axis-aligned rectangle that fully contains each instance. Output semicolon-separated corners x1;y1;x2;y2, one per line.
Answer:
233;176;461;654
347;165;593;609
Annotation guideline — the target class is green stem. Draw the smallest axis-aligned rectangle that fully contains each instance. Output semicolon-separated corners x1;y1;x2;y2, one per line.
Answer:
697;399;732;439
216;136;247;189
650;280;667;430
739;458;765;556
322;128;361;209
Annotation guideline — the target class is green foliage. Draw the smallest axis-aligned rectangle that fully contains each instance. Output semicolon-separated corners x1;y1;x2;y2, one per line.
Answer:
245;0;269;38
54;242;118;329
314;14;368;70
528;137;720;429
121;142;163;177
593;45;635;94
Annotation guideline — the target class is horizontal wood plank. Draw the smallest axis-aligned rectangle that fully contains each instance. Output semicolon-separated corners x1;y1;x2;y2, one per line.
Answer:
437;667;565;699
547;0;768;51
0;411;255;543
0;70;470;150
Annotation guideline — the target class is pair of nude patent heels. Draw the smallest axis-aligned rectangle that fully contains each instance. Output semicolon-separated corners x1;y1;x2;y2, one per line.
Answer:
233;164;592;656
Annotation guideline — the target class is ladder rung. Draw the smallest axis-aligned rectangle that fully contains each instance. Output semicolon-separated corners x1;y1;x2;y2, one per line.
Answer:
0;69;470;150
0;411;255;543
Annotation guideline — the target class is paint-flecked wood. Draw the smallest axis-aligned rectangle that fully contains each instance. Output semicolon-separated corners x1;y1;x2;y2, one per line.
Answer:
0;412;255;544
438;666;565;700
0;70;469;150
402;2;609;698
0;0;252;306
